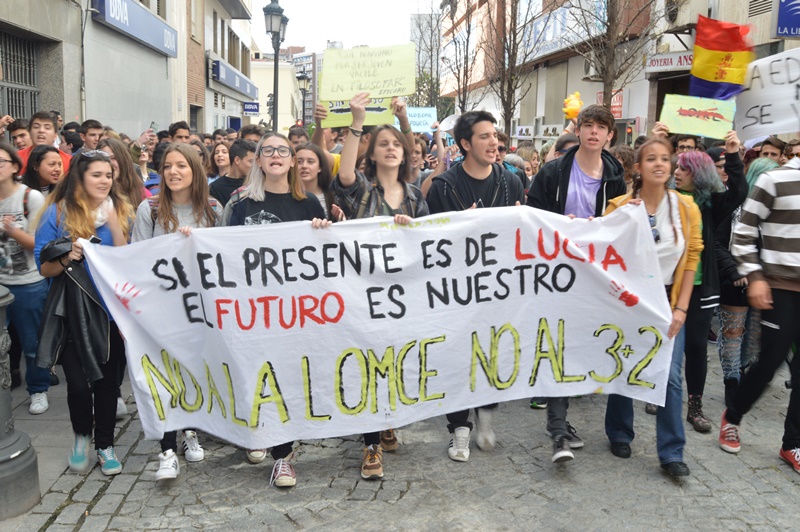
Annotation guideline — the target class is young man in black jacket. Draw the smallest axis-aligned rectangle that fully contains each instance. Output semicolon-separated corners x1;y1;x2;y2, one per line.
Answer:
526;104;626;462
427;110;525;462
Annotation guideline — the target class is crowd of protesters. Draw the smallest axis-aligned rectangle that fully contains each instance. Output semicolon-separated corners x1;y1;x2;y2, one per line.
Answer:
0;94;797;488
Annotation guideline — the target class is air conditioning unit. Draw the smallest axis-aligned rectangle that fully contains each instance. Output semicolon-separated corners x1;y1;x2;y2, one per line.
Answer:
583;55;602;82
665;0;706;31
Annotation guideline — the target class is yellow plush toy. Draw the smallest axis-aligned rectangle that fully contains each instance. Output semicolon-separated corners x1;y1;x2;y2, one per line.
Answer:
563;92;583;120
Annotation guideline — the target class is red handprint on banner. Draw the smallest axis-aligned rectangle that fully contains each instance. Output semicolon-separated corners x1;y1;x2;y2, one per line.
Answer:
609;280;639;307
114;282;142;314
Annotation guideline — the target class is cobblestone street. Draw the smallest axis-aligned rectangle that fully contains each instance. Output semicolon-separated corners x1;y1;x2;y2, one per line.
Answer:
3;352;799;531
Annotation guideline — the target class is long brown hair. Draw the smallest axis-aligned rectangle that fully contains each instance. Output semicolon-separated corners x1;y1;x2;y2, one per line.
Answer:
209;140;231;177
40;150;133;239
634;138;677;242
156;143;217;231
98;138;145;212
363;125;412;183
295;142;333;214
190;139;212;176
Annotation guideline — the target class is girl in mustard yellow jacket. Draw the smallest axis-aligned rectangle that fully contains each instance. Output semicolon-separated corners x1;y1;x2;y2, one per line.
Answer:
603;137;703;477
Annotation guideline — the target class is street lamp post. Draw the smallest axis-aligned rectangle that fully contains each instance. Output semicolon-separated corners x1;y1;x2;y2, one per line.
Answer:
296;73;310;125
263;0;288;133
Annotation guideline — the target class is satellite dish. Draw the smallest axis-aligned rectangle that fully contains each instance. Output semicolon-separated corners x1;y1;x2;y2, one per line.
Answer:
439;114;460;133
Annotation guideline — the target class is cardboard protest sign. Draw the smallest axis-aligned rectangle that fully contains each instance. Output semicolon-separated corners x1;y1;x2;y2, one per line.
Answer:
659;94;735;139
394;107;437;132
319;43;416;100
735;47;800;141
84;206;674;449
320;98;394;128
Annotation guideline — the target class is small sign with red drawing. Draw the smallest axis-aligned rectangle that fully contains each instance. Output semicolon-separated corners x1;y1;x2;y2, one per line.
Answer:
659;94;736;140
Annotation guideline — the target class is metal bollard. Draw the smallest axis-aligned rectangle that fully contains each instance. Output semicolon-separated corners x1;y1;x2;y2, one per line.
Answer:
0;285;40;519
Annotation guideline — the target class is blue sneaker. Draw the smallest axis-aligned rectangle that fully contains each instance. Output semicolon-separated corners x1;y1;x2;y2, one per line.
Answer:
68;434;92;472
97;446;122;476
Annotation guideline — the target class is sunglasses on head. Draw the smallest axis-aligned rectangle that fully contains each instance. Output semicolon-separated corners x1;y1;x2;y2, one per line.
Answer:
81;150;110;159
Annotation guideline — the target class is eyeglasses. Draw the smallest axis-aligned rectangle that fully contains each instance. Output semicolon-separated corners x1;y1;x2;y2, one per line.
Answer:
80;150;110;159
259;146;292;158
649;214;661;244
497;146;508;153
0;158;13;167
676;145;695;152
787;153;799;160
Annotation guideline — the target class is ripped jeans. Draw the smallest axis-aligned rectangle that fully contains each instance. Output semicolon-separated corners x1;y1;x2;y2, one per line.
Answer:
718;306;761;381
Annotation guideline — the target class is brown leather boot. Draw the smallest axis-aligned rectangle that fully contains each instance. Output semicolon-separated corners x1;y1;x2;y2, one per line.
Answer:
686;394;712;432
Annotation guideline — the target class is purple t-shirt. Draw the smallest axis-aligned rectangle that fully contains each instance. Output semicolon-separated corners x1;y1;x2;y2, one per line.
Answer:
563;160;602;219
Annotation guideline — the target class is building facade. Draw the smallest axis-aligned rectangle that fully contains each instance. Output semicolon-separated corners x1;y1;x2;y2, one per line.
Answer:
250;55;300;133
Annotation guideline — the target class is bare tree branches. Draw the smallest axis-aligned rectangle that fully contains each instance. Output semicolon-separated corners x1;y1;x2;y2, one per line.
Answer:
440;0;488;113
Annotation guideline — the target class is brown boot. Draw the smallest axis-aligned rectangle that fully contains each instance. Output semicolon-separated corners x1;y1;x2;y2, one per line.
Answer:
686;395;712;432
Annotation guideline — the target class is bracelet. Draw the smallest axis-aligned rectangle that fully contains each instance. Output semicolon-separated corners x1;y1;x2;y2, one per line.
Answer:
673;306;687;314
401;126;412;134
348;127;363;137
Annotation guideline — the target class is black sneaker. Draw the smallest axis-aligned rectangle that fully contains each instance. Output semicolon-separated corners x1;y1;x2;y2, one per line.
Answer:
545;422;584;449
661;461;690;477
552;436;574;463
610;442;631;458
50;369;60;386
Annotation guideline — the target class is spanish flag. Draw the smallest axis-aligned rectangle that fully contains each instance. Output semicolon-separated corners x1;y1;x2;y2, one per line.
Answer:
690;16;754;100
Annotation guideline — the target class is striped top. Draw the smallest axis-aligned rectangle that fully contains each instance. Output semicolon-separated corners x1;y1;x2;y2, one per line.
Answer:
733;160;800;283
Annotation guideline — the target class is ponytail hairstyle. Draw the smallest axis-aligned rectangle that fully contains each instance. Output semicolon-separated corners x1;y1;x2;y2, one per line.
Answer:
40;150;133;239
675;150;724;210
156;143;217;231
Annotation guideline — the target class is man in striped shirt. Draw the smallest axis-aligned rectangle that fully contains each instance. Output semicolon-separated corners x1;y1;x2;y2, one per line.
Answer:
722;157;800;474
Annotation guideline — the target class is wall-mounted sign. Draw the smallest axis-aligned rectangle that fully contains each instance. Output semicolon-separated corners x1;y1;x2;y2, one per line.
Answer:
772;0;800;39
91;0;177;58
211;59;258;100
644;51;694;74
243;102;259;116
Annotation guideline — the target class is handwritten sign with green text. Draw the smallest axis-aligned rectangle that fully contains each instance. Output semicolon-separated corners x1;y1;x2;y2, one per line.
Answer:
319;43;416;100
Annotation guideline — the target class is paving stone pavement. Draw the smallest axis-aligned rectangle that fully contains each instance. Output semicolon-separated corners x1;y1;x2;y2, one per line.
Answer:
2;345;799;531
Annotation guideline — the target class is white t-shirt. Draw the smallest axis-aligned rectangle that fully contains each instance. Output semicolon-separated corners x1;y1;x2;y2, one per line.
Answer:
0;185;45;285
653;191;685;285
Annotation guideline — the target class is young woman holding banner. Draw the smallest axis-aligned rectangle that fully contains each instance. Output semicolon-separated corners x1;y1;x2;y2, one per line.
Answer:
34;149;134;476
330;91;429;481
603;137;703;477
223;132;326;488
130;143;222;481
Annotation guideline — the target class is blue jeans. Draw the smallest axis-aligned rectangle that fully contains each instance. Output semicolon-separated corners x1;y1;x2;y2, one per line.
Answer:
7;280;51;395
605;326;686;465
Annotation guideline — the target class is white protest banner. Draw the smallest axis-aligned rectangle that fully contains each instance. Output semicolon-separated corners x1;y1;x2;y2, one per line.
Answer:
319;43;416;100
395;107;437;132
83;206;673;449
735;47;800;140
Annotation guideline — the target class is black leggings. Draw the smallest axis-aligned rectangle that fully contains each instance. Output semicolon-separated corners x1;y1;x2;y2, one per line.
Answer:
62;322;125;450
684;289;715;396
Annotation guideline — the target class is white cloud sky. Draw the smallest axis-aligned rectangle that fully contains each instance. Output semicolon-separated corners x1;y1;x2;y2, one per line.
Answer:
251;0;436;54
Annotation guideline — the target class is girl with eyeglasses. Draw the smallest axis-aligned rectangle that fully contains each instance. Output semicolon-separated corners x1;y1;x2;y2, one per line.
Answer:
34;149;134;476
131;143;222;481
222;132;325;489
0;142;52;416
603;137;703;477
22;145;63;197
330;92;429;482
671;131;747;434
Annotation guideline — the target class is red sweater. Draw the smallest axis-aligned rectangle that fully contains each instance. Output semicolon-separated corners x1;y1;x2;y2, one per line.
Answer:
18;145;72;175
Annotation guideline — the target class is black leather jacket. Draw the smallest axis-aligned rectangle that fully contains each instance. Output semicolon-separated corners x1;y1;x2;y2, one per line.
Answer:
35;237;110;385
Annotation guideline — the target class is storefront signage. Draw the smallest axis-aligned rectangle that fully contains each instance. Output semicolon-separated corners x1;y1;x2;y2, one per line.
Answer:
211;59;259;100
91;0;178;58
596;91;624;119
772;0;800;39
243;102;260;116
644;51;694;74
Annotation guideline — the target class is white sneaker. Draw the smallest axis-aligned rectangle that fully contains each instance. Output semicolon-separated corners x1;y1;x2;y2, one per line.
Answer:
155;450;180;480
246;449;267;464
29;392;49;415
182;430;204;462
448;426;471;462
475;408;496;451
116;397;128;419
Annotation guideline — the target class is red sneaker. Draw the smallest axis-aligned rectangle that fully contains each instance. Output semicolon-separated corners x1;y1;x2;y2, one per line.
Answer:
719;409;741;454
779;447;800;474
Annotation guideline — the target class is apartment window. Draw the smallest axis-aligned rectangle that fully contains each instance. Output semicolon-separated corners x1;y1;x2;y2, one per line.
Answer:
191;0;200;38
156;0;166;19
241;45;249;76
213;11;218;53
214;92;219;108
0;31;40;119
